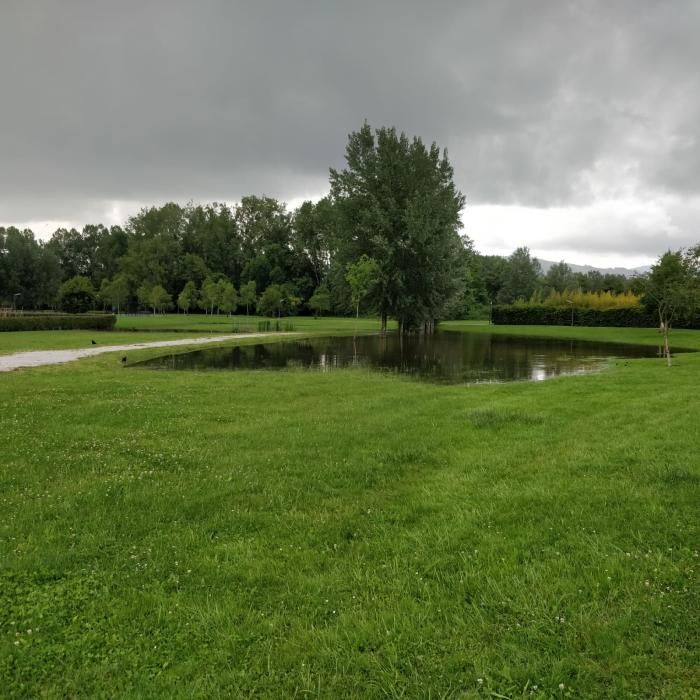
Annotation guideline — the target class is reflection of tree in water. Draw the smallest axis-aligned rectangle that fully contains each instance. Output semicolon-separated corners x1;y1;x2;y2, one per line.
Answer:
141;332;658;383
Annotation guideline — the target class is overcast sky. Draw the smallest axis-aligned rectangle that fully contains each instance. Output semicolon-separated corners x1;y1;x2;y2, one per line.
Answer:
1;0;699;267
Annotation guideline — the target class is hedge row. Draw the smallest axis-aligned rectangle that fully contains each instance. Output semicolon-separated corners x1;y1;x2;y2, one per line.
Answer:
492;305;700;329
0;314;117;332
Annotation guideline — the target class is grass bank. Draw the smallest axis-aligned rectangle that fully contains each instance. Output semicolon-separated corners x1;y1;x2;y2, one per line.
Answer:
1;326;698;698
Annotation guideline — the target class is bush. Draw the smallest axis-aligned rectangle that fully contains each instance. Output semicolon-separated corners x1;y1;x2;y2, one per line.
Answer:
0;314;117;332
492;304;700;328
57;276;97;313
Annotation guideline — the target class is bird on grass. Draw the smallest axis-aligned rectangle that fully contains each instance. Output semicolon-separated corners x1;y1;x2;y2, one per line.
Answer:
91;339;97;345
121;356;127;364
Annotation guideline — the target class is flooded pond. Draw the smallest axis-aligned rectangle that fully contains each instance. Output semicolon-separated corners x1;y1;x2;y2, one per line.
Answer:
134;332;660;384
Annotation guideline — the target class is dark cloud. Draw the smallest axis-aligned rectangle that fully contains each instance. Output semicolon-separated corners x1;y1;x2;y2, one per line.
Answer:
1;0;699;258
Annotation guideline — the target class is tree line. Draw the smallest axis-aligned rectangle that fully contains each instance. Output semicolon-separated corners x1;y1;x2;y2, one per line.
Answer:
0;122;694;333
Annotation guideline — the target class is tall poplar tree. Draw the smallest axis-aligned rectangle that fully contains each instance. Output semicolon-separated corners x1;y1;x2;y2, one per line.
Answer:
330;123;468;333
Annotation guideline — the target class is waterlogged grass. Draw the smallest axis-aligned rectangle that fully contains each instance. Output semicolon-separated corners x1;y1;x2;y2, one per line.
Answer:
0;329;698;697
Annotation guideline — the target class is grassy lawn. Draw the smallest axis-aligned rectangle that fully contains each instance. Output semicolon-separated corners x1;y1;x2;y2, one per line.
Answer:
1;324;698;698
0;316;393;356
116;313;395;335
0;331;205;356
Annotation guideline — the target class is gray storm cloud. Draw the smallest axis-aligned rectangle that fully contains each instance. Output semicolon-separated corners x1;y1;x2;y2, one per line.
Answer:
1;0;699;259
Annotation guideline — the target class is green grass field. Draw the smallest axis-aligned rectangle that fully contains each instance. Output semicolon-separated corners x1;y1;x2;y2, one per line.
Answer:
1;319;698;698
115;313;395;335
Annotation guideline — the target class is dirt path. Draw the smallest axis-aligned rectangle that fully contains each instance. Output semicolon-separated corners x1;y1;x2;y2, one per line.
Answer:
0;334;281;372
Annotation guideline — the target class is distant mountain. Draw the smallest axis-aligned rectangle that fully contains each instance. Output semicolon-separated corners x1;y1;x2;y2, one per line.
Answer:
537;259;650;278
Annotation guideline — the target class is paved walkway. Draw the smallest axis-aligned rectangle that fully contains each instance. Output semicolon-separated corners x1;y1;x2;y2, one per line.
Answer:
0;334;276;372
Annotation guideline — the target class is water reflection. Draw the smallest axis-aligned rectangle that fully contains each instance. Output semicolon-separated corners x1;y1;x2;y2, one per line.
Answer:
134;332;660;384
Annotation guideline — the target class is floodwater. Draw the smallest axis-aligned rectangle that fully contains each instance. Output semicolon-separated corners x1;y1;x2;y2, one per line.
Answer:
134;331;660;384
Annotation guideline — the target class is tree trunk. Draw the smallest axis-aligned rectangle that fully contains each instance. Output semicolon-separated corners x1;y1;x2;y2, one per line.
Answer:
356;302;359;319
659;311;672;367
663;322;672;367
381;313;387;333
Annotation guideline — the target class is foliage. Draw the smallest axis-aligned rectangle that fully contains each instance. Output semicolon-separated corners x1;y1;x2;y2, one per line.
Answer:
148;285;172;314
330;123;467;331
57;275;97;313
307;285;331;316
216;279;238;315
532;289;641;310
542;260;576;293
0;227;62;309
496;247;542;304
256;284;284;317
345;255;379;318
643;248;700;364
98;274;130;313
492;304;667;327
177;281;199;314
238;280;257;315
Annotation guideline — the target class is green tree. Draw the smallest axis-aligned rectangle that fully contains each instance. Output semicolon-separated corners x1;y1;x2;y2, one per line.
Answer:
178;281;199;314
345;255;379;318
148;285;172;314
543;261;576;293
216;280;238;315
137;283;153;312
239;280;257;315
200;277;219;314
308;285;331;317
643;248;700;366
330;123;467;333
497;247;542;304
57;276;96;313
99;275;130;314
257;284;284;317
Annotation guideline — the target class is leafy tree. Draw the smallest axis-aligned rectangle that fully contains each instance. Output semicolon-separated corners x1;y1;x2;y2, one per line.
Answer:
239;280;257;315
280;282;301;316
345;255;379;318
257;284;283;317
643;248;700;366
330;123;467;332
178;254;210;288
178;281;199;314
292;198;333;285
148;285;172;314
497;247;542;304
0;227;61;308
216;279;238;315
199;277;219;314
308;285;331;317
543;261;576;293
57;276;96;313
137;283;153;312
99;275;130;313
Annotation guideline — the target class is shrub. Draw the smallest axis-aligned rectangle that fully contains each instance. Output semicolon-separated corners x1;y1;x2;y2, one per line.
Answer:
57;276;97;313
0;314;117;332
492;304;700;328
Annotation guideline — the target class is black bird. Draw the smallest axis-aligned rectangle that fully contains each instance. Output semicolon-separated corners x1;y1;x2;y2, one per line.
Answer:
121;356;127;364
91;339;97;345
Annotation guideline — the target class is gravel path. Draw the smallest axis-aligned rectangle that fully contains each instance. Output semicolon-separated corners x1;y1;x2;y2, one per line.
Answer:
0;334;277;372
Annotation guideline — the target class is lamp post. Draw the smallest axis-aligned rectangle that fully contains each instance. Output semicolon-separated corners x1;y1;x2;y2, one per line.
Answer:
566;299;574;327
